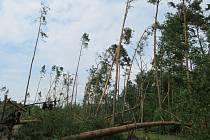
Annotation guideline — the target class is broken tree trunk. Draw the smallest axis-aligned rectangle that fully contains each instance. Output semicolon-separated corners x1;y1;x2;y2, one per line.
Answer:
61;121;191;140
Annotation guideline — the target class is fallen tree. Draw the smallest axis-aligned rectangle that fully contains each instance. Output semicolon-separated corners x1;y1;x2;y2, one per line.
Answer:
61;121;191;140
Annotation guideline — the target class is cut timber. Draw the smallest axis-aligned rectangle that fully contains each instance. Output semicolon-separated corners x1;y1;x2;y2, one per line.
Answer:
61;121;191;140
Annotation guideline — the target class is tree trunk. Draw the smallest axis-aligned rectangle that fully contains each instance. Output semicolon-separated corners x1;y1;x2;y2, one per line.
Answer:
122;69;127;121
183;0;191;94
66;73;70;106
196;26;205;55
112;0;130;124
167;81;171;112
153;0;162;110
95;60;114;115
105;104;141;120
71;43;83;108
33;77;42;104
140;79;144;123
61;121;190;140
139;57;145;123
74;79;78;105
24;17;41;105
123;29;147;117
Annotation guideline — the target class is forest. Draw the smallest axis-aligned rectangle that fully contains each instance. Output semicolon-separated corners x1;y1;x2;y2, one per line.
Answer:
0;0;209;140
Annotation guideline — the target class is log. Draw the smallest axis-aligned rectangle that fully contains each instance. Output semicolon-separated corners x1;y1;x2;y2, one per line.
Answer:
61;121;191;140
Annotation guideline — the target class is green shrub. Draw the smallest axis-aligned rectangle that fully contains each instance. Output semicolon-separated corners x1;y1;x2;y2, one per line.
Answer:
13;106;124;140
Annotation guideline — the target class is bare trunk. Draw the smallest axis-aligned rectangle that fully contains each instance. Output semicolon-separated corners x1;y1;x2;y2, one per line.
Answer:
140;76;144;123
33;77;42;104
140;56;145;123
138;80;150;122
24;18;41;105
105;103;141;120
66;84;69;106
66;74;70;106
113;63;119;124
140;99;144;123
171;88;174;109
45;78;56;101
122;70;127;121
153;0;162;110
112;0;130;124
95;60;114;115
183;0;191;94
71;43;83;108
123;29;148;118
74;79;78;105
118;65;121;98
167;81;171;112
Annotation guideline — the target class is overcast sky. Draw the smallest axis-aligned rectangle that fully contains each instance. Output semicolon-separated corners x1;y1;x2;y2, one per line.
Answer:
0;0;209;103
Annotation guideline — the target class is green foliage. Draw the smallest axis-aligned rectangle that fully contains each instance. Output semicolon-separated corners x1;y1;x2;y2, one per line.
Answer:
123;27;133;44
84;1;210;139
207;28;210;43
84;44;131;111
158;13;185;75
82;33;90;48
156;1;210;139
148;0;159;5
188;55;210;140
13;1;210;139
14;106;123;140
123;81;138;108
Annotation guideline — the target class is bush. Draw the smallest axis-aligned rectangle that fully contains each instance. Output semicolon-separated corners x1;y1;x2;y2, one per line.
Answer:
13;106;124;140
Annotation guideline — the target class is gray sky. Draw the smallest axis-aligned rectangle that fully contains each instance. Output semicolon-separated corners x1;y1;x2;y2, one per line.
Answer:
0;0;209;103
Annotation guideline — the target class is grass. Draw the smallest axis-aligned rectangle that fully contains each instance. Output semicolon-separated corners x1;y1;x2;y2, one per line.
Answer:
123;131;186;140
146;133;184;140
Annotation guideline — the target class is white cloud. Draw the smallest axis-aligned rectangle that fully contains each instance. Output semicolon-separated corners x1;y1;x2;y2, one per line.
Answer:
0;0;165;102
2;0;208;102
0;0;40;44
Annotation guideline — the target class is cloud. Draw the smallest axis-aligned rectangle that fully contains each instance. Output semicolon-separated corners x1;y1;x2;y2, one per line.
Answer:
1;0;208;102
0;0;165;102
0;0;40;44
